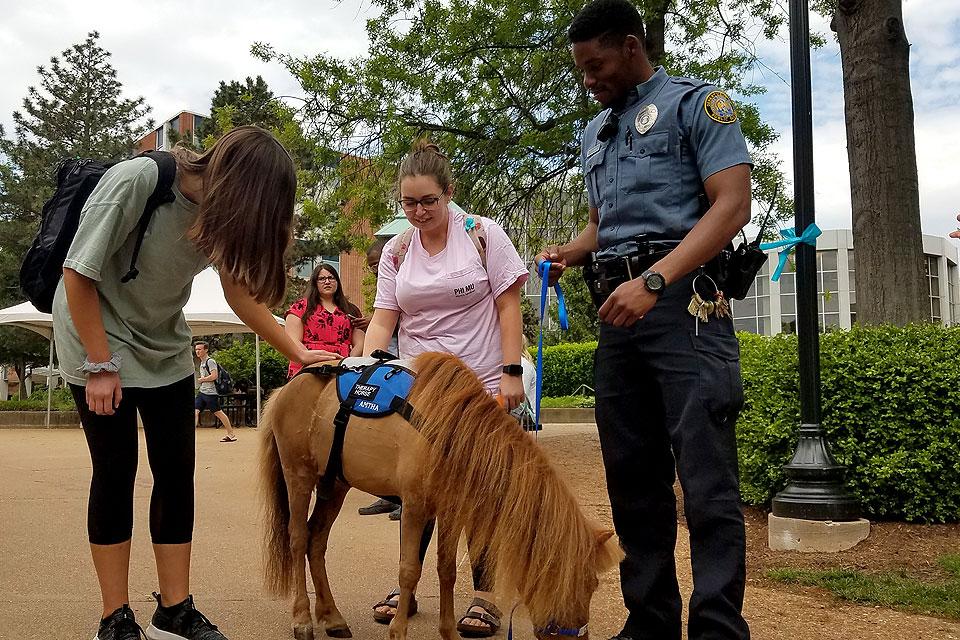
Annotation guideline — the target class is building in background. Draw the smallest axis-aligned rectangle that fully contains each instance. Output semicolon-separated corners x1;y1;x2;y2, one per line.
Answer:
136;111;207;153
731;229;959;335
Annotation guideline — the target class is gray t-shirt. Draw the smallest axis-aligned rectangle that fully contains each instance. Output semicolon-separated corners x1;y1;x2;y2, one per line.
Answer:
53;157;210;387
198;357;218;395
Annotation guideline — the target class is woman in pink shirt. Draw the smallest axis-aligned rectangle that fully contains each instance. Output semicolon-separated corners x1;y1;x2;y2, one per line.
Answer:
285;263;364;377
363;140;528;637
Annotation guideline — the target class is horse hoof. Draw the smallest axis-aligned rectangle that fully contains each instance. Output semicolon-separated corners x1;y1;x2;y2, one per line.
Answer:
326;625;352;638
293;624;315;640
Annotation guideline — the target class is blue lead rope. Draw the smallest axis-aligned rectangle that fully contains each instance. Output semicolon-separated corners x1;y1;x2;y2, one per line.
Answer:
759;222;821;282
535;261;568;429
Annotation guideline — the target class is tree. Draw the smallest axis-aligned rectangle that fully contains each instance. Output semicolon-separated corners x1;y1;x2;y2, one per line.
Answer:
0;31;153;391
196;75;283;144
828;0;927;325
194;75;354;266
254;0;794;252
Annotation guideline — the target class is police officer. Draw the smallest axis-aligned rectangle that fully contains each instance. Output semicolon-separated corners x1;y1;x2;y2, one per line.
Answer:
537;1;753;639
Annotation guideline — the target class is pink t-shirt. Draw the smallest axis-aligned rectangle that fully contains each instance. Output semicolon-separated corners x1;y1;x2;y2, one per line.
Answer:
375;211;529;392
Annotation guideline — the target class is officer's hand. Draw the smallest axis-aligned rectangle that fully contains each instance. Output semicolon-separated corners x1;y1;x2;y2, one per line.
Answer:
950;213;960;239
535;245;566;286
599;278;657;327
86;371;122;416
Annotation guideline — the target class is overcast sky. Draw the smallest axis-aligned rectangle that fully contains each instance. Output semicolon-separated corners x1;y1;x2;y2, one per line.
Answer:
1;0;958;239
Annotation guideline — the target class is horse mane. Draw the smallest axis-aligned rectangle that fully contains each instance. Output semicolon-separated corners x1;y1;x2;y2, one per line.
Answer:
409;352;622;626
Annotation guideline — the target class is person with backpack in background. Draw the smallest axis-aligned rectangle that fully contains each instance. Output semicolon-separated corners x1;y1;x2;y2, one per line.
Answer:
48;125;338;640
193;341;236;442
362;139;529;638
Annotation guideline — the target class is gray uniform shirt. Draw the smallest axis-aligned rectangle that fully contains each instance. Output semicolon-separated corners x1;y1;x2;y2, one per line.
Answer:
581;67;753;255
53;158;210;387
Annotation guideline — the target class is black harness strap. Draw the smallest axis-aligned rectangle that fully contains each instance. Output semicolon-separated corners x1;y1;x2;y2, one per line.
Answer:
296;358;419;501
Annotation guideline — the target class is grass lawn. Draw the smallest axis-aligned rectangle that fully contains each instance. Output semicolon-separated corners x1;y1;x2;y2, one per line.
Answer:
768;554;960;620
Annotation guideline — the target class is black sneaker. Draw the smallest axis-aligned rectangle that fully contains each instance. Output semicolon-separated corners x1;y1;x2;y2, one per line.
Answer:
358;497;400;515
96;604;144;640
144;592;227;640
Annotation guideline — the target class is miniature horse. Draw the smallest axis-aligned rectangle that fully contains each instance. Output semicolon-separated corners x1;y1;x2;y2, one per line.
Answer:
259;352;622;640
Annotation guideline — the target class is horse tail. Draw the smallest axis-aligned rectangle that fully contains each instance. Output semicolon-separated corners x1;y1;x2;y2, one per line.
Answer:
259;389;292;597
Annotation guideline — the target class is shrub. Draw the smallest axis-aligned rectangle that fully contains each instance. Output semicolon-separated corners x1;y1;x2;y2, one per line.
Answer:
213;338;289;392
538;325;960;522
738;325;960;523
0;386;76;411
538;341;596;397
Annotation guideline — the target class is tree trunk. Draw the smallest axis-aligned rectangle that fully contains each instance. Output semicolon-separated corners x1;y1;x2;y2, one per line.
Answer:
833;0;928;325
13;360;27;400
644;0;671;68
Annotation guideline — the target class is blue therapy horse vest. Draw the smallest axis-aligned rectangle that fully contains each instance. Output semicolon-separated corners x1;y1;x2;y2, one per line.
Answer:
298;353;417;499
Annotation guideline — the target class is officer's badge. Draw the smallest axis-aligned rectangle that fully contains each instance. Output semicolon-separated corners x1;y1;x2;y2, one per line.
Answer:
635;103;658;135
704;91;738;124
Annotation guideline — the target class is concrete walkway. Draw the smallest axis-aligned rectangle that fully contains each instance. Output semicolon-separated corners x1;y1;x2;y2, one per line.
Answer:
3;426;959;640
0;426;606;640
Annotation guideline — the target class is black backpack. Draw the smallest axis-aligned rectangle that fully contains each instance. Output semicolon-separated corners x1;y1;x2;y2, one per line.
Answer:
19;150;177;313
205;358;233;395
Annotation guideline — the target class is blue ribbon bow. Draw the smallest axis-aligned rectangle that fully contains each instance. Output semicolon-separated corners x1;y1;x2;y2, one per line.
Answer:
758;223;822;282
535;261;568;428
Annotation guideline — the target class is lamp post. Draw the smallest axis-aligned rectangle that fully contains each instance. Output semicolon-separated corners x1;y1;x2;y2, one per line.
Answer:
770;0;860;521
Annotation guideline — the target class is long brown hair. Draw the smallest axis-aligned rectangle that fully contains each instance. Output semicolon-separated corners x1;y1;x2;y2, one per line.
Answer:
410;352;623;628
175;125;296;306
302;263;359;321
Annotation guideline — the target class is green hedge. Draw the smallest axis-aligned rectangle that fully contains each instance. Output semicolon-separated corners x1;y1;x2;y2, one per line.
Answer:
213;339;289;392
0;386;75;411
738;325;960;523
537;326;960;523
537;341;596;396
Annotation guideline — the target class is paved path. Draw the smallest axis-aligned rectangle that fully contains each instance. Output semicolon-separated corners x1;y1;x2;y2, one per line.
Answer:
1;426;958;639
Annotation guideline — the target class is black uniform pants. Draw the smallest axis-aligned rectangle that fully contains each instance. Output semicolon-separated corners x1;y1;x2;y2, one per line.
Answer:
594;273;749;640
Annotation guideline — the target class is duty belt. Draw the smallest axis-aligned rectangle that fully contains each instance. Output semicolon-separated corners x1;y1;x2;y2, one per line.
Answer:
583;240;730;309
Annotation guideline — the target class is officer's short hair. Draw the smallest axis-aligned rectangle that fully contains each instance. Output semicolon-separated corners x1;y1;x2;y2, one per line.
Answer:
568;0;645;47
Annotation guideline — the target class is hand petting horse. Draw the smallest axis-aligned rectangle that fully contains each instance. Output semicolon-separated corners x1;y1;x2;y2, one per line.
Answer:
259;351;622;640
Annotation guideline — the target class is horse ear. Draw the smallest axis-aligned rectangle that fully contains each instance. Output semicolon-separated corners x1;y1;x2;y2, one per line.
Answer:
596;529;615;545
594;529;624;572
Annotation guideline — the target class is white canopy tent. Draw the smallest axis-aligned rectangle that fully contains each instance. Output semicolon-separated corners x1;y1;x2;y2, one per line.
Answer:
0;267;281;426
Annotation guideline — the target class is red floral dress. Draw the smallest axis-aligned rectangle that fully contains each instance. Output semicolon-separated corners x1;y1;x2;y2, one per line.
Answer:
286;298;353;377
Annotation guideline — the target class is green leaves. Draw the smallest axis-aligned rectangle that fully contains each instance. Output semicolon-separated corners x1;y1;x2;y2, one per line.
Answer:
537;324;960;522
739;324;960;523
258;0;794;248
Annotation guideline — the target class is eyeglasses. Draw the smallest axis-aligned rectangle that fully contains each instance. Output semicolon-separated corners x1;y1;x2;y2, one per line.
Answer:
316;276;337;283
597;110;620;142
398;194;442;212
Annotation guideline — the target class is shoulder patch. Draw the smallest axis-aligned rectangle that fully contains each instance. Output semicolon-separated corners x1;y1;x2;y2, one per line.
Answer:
703;90;738;124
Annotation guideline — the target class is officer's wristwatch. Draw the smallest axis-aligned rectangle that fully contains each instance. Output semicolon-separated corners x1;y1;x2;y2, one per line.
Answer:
641;270;666;294
502;364;523;377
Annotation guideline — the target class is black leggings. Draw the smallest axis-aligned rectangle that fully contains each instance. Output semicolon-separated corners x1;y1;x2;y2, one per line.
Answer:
70;375;196;545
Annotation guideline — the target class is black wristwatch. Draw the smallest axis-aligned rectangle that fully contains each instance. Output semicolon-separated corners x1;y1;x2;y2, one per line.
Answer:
502;364;524;377
641;270;666;294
